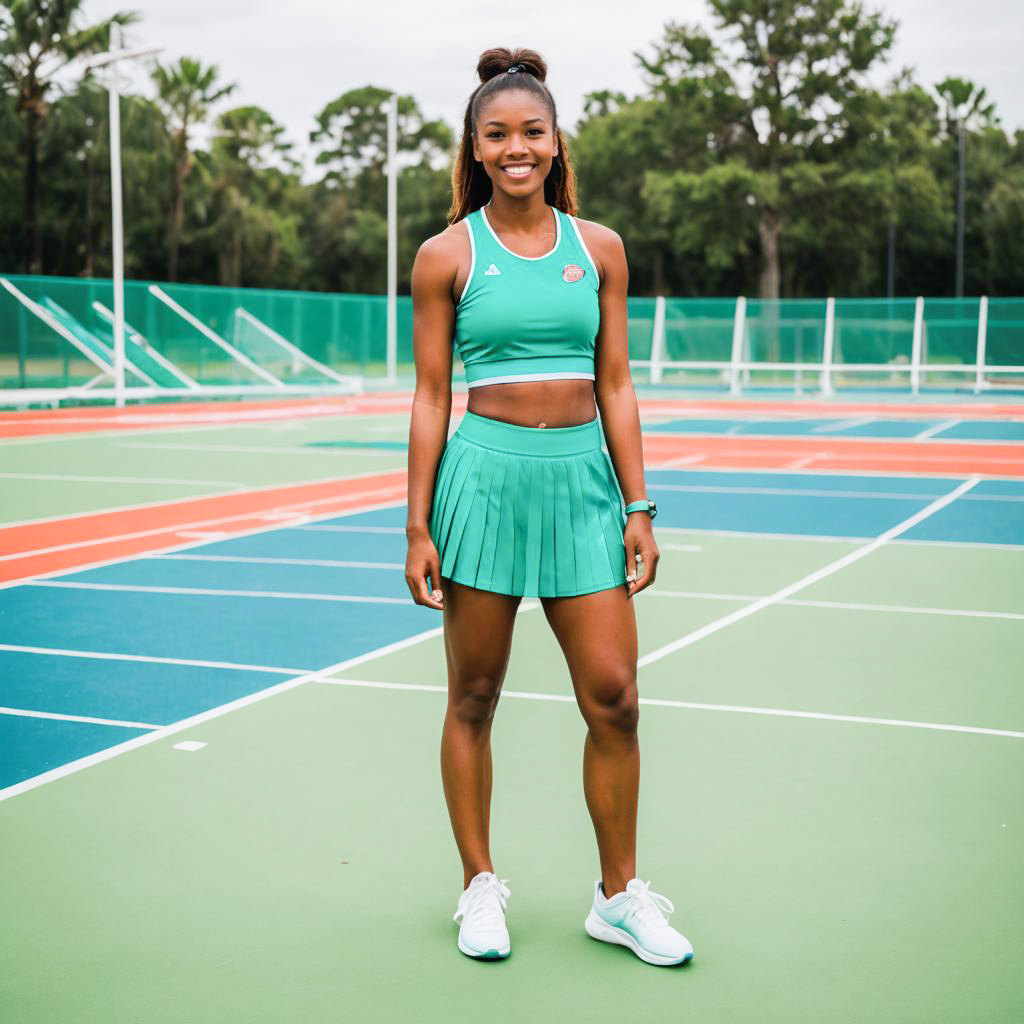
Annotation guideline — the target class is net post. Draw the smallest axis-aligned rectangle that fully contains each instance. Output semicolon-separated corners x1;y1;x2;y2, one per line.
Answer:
650;295;666;384
729;296;746;395
974;295;988;395
821;295;835;397
910;296;924;395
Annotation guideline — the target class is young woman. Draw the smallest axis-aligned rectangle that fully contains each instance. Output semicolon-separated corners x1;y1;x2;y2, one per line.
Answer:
405;47;693;968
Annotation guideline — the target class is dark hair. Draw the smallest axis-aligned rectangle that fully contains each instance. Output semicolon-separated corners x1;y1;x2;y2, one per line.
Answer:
448;47;578;223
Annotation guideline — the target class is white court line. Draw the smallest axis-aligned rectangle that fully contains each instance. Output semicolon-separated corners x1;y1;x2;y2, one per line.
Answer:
0;599;540;803
809;417;877;433
114;442;400;458
656;525;868;542
647;590;1024;621
637;476;982;667
25;580;412;605
656;454;706;468
915;419;961;439
661;543;702;552
312;678;1024;741
0;464;402;531
783;455;826;470
0;495;409;592
155;554;405;570
651;482;1023;503
296;524;405;534
648;463;1024;482
650;483;964;500
0;479;407;562
0;472;246;487
655;525;1024;551
0;643;308;675
0;706;161;730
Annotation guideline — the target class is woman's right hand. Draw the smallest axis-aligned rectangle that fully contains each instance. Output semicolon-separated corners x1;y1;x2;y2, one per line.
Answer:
405;528;444;610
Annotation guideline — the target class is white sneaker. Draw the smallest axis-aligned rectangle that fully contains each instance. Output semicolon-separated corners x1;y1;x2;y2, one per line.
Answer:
453;871;511;959
585;878;694;966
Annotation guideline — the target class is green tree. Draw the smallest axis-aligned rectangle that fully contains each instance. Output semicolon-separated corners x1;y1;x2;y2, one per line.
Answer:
634;1;897;298
200;105;303;286
306;87;452;291
0;0;136;272
152;55;235;280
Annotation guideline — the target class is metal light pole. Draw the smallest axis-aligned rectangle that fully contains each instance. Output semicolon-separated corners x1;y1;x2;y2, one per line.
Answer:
83;27;162;407
955;120;966;298
383;93;398;386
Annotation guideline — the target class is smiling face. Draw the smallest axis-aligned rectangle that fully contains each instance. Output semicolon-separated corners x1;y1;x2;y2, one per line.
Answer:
472;89;558;198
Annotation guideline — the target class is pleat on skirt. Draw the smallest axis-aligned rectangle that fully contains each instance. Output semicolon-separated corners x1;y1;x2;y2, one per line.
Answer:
429;410;628;598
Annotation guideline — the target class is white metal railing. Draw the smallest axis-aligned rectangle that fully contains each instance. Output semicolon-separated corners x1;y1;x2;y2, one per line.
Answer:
638;294;1022;395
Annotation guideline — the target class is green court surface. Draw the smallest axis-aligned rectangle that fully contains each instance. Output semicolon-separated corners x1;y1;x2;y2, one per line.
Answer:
1;407;1022;1023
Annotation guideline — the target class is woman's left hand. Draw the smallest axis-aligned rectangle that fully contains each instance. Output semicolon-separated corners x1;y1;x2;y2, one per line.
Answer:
623;514;659;598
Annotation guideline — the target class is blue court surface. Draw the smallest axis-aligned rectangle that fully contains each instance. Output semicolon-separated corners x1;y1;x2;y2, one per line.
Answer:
2;467;1023;791
645;416;1024;441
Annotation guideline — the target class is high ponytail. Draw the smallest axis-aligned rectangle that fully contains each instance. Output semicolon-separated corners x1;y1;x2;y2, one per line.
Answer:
448;47;579;223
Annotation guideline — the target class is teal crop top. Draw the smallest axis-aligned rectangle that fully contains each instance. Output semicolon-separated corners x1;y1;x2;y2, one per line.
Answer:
454;202;601;388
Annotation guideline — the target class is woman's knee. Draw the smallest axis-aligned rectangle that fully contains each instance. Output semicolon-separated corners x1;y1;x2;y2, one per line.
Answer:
449;677;503;728
581;671;639;736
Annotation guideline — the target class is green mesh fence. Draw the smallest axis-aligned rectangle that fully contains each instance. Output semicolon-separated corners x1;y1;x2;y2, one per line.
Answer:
1;274;1021;395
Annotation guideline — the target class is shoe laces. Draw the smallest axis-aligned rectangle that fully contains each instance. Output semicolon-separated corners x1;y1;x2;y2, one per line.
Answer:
623;879;675;928
453;874;511;928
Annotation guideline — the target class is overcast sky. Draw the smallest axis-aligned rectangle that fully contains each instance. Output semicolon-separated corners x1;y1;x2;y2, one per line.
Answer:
90;0;1022;181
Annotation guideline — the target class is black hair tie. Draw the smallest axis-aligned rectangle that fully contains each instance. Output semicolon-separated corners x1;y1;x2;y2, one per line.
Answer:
506;63;525;74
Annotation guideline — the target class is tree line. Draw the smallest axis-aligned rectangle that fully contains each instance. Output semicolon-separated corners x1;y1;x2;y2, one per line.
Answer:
2;0;1022;298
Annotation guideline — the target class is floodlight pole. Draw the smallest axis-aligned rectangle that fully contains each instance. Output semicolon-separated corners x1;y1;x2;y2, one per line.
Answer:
84;27;162;407
384;93;398;386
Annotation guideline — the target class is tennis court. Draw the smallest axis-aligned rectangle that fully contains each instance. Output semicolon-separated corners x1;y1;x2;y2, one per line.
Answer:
1;391;1022;1022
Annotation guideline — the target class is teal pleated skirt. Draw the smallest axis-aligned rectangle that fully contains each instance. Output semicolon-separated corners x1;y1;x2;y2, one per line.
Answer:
429;410;628;598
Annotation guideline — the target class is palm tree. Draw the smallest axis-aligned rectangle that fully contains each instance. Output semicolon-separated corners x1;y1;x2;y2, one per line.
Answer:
0;0;136;273
152;56;235;281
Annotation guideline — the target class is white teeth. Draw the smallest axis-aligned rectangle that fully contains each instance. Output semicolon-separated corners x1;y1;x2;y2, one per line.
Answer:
504;165;532;177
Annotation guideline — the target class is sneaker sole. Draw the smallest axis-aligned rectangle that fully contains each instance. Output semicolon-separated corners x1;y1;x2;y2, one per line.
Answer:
457;934;510;960
584;909;693;966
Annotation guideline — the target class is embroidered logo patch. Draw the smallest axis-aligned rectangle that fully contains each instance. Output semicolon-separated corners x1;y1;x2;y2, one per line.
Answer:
484;263;501;276
562;263;585;283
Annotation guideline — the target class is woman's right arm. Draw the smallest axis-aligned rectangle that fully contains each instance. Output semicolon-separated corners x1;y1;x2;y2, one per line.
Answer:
404;232;457;610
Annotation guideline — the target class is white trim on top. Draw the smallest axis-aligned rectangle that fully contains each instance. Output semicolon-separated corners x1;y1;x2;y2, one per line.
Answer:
467;370;595;388
568;214;600;280
458;216;477;306
481;203;561;261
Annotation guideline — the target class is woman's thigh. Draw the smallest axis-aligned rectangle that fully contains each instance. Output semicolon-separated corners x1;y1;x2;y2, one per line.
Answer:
540;585;638;712
442;578;522;689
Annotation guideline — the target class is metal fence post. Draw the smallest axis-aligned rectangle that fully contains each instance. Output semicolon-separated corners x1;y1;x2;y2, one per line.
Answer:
974;295;988;394
650;295;666;384
730;296;746;395
821;296;835;397
910;296;924;395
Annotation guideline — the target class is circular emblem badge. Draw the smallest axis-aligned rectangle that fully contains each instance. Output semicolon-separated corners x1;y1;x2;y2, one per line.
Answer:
562;263;585;283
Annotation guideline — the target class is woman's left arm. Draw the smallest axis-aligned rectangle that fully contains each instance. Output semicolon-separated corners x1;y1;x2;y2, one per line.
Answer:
585;221;659;598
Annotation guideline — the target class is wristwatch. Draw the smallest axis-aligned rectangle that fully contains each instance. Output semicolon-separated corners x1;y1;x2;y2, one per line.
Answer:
624;499;657;520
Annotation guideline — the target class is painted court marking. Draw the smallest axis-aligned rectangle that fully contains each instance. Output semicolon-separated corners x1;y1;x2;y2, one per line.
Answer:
0;706;161;730
173;741;207;752
637;476;982;667
155;554;406;570
25;580;412;605
0;642;309;675
313;678;1024;741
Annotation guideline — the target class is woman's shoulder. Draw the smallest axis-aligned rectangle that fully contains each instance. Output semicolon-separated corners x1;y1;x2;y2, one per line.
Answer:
566;214;625;282
412;220;471;294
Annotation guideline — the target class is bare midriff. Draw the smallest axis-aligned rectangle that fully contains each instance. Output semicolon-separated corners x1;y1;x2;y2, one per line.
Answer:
466;378;597;429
